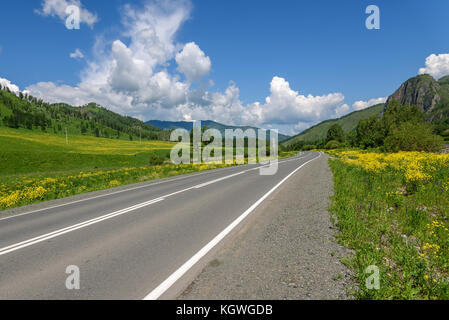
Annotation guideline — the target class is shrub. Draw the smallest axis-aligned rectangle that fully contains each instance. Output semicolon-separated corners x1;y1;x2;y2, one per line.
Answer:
302;144;316;151
149;153;165;166
442;129;449;137
384;121;444;152
325;140;340;149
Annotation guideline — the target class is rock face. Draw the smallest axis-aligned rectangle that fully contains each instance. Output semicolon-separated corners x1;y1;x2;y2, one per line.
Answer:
385;74;441;113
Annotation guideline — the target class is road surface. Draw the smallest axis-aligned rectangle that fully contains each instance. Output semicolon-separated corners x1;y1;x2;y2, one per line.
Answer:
0;151;320;300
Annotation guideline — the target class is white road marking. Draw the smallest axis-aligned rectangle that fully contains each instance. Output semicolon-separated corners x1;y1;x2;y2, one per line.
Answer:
0;154;313;256
143;152;322;300
0;198;165;256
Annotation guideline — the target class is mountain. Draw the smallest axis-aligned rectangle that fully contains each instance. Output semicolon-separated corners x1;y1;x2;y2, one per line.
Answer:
146;120;291;142
281;103;385;147
384;74;449;144
0;87;169;141
282;74;449;148
384;74;449;125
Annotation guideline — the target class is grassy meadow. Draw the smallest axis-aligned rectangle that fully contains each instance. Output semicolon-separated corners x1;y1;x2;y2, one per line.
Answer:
328;150;449;299
0;127;228;210
0;127;294;211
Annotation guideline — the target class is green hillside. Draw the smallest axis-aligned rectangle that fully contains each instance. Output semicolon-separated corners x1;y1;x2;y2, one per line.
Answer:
0;87;169;141
281;103;385;147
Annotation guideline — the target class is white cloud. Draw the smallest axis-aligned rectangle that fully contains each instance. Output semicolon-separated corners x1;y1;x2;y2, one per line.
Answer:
27;0;192;113
336;103;350;117
352;97;387;111
69;48;84;59
176;42;211;82
419;53;449;80
36;0;98;28
0;78;20;93
250;77;345;125
25;0;348;135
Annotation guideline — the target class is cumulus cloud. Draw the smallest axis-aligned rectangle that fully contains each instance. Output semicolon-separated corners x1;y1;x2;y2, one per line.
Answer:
352;97;387;111
25;0;348;135
69;48;84;59
336;104;350;117
250;77;345;125
418;53;449;80
35;0;98;28
0;78;20;93
176;42;211;82
27;1;191;114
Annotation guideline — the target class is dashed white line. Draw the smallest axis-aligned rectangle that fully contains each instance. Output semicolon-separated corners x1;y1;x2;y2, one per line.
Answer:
0;154;312;257
0;155;305;222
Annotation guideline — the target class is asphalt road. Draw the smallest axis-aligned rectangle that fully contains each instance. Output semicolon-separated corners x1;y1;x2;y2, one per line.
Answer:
0;151;321;300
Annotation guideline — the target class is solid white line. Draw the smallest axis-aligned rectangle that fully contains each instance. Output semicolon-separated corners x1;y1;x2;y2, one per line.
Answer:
143;152;321;300
0;198;165;256
0;154;313;256
0;155;305;222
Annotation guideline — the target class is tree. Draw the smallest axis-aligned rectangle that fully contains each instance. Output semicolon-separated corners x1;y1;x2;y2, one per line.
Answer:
379;100;424;139
355;115;382;149
384;121;443;152
326;124;344;143
346;130;358;147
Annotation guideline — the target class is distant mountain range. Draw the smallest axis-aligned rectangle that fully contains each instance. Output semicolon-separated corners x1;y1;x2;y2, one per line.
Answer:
282;73;449;147
146;120;291;142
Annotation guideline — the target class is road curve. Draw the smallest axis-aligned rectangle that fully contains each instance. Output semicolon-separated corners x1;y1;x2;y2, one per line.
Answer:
0;151;320;300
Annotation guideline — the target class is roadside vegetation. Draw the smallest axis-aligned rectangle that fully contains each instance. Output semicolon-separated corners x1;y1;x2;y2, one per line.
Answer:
0;162;235;210
305;100;449;299
329;150;449;299
0;126;295;211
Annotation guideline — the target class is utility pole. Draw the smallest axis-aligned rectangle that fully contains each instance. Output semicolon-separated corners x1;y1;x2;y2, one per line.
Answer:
65;127;68;145
140;127;142;143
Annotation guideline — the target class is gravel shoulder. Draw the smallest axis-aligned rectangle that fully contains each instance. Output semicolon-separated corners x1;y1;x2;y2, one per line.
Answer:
179;153;355;300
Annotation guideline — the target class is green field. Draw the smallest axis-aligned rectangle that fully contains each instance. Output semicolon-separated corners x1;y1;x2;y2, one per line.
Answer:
0;127;175;176
0;127;293;211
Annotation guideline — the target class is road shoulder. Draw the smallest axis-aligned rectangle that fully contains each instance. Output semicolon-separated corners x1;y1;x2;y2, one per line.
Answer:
179;153;354;300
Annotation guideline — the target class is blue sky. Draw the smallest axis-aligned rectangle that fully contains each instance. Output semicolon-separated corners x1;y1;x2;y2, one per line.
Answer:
1;0;449;135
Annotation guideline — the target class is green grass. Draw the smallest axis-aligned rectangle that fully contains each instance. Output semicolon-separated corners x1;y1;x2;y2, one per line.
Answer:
0;127;295;211
329;155;449;299
0;127;175;176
